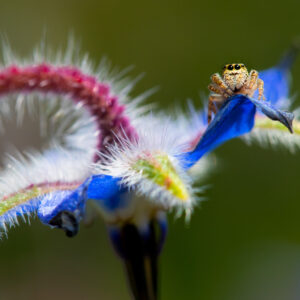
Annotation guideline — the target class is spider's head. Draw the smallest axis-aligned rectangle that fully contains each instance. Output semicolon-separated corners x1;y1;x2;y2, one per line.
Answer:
222;64;248;77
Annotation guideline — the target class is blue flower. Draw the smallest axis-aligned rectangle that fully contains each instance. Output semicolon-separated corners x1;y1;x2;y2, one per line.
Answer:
0;43;295;299
0;48;294;247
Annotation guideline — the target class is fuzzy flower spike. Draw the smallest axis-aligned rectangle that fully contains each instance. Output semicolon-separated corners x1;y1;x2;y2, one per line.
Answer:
0;42;295;300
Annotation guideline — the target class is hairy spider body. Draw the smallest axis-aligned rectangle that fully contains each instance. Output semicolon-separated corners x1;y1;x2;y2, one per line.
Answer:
207;63;265;123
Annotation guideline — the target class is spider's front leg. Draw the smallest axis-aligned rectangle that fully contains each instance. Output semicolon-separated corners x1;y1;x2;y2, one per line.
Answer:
207;94;225;124
257;78;265;100
209;73;234;97
245;70;265;100
248;70;259;90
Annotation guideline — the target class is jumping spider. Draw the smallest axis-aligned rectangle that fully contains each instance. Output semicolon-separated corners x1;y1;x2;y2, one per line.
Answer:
207;63;265;123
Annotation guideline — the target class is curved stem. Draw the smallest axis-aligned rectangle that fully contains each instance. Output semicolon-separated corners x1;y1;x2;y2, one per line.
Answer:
0;64;137;160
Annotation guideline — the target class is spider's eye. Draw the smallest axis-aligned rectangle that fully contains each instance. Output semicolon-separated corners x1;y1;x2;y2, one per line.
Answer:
235;64;241;70
241;64;245;68
227;65;233;70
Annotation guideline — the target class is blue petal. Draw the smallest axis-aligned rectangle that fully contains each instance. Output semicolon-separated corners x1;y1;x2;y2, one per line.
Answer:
249;97;294;133
0;174;127;236
254;48;297;106
37;180;90;237
38;174;125;231
181;95;256;169
255;66;290;107
37;188;86;224
87;175;121;201
87;175;130;212
182;94;294;169
0;182;89;235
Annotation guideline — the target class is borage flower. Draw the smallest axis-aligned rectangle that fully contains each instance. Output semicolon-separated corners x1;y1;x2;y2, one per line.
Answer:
0;43;294;300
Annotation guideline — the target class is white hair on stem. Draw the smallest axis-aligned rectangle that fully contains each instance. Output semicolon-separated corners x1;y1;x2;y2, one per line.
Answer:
0;37;215;228
242;127;300;153
0;36;154;123
93;112;209;214
0;36;155;201
242;108;300;153
0;93;98;199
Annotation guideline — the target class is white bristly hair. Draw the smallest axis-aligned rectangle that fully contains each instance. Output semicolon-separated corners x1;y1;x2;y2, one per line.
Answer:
0;38;212;225
93;112;208;213
0;37;154;122
0;38;154;202
242;127;300;153
0;94;97;200
242;109;300;153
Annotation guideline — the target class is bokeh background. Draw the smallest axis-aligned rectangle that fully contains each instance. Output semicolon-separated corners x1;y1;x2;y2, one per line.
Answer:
0;0;300;299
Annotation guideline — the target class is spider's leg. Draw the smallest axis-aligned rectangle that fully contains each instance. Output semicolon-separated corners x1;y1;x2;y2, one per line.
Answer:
257;78;265;100
207;94;224;124
210;73;233;97
208;83;221;93
248;70;259;90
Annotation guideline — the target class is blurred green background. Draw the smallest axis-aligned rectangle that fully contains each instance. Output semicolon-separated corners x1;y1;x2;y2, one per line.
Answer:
1;0;300;299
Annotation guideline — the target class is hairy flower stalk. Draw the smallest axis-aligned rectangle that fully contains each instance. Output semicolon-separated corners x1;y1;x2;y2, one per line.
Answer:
0;64;137;156
0;42;296;300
